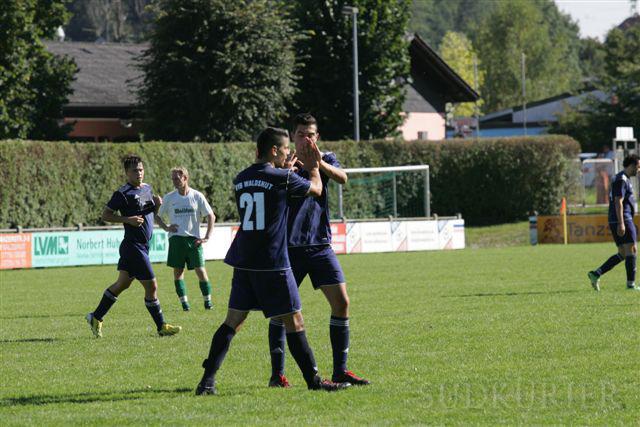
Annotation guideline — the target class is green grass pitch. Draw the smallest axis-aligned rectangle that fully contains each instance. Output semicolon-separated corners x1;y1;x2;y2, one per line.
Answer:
1;243;638;425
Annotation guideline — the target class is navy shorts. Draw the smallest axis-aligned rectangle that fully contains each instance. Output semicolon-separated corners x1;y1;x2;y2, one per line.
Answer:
228;268;301;318
610;221;637;246
288;245;346;289
117;240;155;281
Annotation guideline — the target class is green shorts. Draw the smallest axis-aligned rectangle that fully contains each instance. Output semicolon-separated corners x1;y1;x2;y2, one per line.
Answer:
167;235;205;270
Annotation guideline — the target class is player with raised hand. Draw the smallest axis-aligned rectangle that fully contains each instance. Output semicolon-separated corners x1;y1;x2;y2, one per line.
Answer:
86;155;181;338
267;113;370;388
195;127;351;395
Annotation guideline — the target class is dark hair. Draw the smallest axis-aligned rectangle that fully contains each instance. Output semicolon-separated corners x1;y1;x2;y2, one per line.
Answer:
122;155;143;170
257;127;289;158
292;113;318;131
623;154;639;168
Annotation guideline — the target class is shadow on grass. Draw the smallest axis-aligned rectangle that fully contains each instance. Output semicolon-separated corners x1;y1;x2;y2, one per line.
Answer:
443;290;583;298
0;313;79;320
0;387;193;407
0;338;57;343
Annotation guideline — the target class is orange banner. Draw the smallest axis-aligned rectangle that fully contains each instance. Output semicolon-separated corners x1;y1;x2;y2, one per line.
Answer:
0;234;32;269
537;215;640;244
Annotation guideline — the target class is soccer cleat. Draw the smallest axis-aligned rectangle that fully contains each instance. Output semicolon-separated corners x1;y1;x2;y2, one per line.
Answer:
587;271;600;291
204;300;213;310
158;323;182;336
627;284;639;290
195;382;217;396
332;370;371;386
268;374;291;388
181;302;190;311
86;313;103;338
308;377;351;392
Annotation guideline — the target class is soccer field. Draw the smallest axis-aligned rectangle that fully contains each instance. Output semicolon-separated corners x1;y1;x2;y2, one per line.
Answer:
1;243;638;425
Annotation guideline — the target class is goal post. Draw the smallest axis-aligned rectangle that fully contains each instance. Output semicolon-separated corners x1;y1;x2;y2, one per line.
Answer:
332;165;430;220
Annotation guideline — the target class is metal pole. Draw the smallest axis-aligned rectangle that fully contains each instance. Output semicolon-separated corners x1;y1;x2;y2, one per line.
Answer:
338;184;344;219
473;55;480;139
352;10;360;142
392;172;397;217
521;52;527;136
425;167;431;217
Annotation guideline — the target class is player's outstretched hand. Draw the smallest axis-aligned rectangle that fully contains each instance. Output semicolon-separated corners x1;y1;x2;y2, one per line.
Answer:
284;153;299;172
168;223;179;233
126;216;144;227
617;223;625;237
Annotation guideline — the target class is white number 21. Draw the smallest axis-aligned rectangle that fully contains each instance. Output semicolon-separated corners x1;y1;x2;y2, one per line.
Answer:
239;192;265;231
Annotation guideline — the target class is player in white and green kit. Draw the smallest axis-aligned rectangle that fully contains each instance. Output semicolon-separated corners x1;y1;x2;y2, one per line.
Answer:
156;167;216;311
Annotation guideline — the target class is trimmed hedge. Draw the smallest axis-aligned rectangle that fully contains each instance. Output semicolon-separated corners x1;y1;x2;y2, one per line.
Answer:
0;136;579;228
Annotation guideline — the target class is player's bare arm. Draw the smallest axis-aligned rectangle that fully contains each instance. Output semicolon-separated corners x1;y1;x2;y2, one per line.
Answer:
196;213;215;246
319;160;347;185
155;213;178;233
615;197;625;236
102;206;144;227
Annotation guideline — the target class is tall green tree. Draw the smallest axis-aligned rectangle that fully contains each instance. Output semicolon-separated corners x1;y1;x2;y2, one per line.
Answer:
550;24;640;152
291;0;411;140
475;0;582;112
439;31;484;117
138;0;300;142
409;0;496;48
0;0;77;139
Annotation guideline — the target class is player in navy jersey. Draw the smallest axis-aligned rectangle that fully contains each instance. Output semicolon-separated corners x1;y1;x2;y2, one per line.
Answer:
588;154;640;291
267;113;370;388
195;127;350;395
86;155;182;337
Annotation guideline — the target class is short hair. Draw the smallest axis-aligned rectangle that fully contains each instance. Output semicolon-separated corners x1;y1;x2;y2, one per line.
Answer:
171;166;189;179
122;154;143;170
257;127;289;158
292;113;318;131
623;154;639;168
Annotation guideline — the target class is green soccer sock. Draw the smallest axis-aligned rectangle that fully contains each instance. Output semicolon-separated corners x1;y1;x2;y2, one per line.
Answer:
199;281;212;299
175;279;187;298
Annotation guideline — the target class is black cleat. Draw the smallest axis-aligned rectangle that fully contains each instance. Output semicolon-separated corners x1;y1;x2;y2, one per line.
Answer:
204;300;213;310
195;382;217;395
308;377;351;392
268;374;291;388
332;370;371;386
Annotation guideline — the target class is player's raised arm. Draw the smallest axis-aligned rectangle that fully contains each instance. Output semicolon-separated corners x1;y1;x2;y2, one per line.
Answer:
303;141;323;197
319;158;347;185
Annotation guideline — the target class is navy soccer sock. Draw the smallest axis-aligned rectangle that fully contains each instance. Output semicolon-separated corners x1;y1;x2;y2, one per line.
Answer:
269;319;286;377
595;253;624;276
93;289;118;321
330;316;350;376
286;330;319;387
144;298;165;330
625;255;636;284
200;323;236;387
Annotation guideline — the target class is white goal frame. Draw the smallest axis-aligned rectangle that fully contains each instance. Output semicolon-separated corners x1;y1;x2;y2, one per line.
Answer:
336;165;430;219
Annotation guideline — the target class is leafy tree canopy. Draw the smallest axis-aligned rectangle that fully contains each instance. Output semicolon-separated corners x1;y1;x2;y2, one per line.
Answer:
0;0;77;139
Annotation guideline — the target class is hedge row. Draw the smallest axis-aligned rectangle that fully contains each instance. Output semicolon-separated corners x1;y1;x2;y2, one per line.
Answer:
0;136;579;228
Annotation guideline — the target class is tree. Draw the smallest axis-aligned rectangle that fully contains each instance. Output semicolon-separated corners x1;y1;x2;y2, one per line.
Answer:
65;0;153;42
137;0;300;142
550;23;640;152
0;0;77;140
291;0;411;140
439;31;484;117
578;37;607;81
475;0;582;112
409;0;496;48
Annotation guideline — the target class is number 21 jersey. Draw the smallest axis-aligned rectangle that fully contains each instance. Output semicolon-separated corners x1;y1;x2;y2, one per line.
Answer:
224;162;311;271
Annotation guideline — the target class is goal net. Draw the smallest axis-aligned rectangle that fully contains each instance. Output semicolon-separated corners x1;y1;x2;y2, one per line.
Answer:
328;165;430;220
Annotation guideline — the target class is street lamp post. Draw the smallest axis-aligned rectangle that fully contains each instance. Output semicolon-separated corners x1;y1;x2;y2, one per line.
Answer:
342;5;360;141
